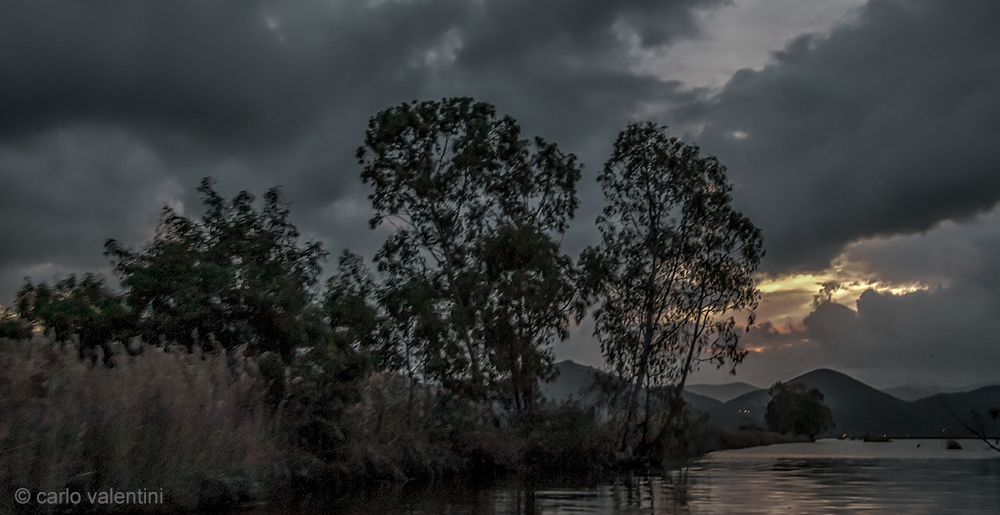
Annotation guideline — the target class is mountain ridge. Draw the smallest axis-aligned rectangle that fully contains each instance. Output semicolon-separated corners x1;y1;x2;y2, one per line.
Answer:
686;381;761;403
540;361;1000;438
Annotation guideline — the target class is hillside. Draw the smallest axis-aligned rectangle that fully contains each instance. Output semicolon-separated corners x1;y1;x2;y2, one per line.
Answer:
884;385;940;402
540;361;1000;438
884;381;999;401
686;382;761;402
791;369;925;436
539;361;725;413
909;385;1000;436
538;360;603;404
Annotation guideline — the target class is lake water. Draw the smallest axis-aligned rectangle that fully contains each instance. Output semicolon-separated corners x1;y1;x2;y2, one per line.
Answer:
273;439;1000;514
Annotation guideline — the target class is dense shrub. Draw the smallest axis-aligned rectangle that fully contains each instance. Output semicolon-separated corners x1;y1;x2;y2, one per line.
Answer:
519;404;616;479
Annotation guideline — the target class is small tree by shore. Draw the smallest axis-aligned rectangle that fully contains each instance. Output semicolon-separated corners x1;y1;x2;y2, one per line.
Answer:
766;382;834;440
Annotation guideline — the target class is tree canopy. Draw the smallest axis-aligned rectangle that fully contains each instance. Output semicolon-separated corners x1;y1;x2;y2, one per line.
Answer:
766;382;835;440
355;97;583;409
6;101;766;442
105;178;327;361
580;122;763;450
15;273;137;366
0;307;31;340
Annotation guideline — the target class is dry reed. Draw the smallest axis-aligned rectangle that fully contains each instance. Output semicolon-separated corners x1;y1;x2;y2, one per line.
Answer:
0;337;287;512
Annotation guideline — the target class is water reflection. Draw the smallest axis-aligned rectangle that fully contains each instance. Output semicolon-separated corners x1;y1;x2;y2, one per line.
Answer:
261;440;1000;514
489;474;700;515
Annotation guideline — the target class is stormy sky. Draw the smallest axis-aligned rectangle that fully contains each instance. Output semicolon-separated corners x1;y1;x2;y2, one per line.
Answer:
2;0;999;389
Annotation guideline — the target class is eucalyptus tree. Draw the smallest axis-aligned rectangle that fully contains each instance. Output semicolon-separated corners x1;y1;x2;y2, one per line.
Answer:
480;223;580;411
357;97;582;408
580;122;763;451
105;178;327;361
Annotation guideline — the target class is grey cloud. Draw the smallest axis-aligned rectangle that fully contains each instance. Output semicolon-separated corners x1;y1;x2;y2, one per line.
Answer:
1;1;297;146
738;208;1000;387
0;0;725;303
802;288;1000;387
666;0;1000;272
0;127;182;292
0;0;719;152
457;0;727;67
0;0;465;152
729;287;1000;389
842;211;1000;299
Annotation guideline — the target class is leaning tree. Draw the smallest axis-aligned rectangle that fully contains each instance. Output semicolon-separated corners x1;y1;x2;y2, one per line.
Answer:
580;122;763;451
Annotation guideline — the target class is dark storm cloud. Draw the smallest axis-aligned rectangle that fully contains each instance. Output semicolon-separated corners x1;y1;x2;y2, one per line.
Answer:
0;0;463;150
1;0;293;146
667;0;1000;271
0;0;721;151
0;0;725;303
457;0;723;66
0;127;181;272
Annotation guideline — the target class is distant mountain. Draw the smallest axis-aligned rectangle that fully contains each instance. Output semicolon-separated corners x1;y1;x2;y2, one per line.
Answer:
686;382;761;403
716;369;933;436
681;390;725;417
883;381;1000;402
540;361;1000;438
883;385;939;402
909;385;1000;436
539;360;603;404
708;369;1000;438
541;361;729;424
784;369;925;437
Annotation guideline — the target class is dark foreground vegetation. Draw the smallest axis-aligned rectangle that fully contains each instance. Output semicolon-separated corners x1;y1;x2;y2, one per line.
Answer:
1;97;779;512
0;336;804;513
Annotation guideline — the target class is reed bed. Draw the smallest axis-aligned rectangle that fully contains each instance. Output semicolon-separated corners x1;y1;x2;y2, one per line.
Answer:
0;337;286;512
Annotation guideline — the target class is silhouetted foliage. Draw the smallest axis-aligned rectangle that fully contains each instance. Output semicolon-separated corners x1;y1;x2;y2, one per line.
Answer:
579;122;763;451
105;178;327;361
15;273;138;366
324;250;383;363
766;381;834;440
284;343;371;459
0;307;31;340
2;103;786;502
357;97;582;410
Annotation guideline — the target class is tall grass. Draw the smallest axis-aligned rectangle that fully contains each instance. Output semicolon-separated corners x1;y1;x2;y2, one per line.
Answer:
0;337;287;512
0;335;766;513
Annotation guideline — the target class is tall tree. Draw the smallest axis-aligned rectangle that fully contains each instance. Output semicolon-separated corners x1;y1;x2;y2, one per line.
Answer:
580;122;763;451
480;223;579;411
357;97;582;408
105;178;327;361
